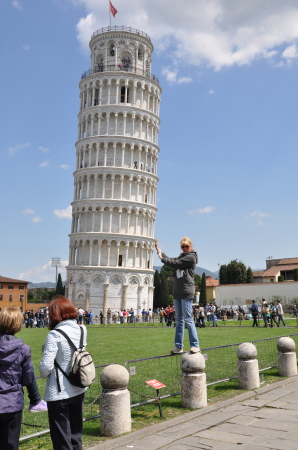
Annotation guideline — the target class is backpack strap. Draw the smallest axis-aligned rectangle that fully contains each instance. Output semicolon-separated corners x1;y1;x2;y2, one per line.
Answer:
53;326;84;392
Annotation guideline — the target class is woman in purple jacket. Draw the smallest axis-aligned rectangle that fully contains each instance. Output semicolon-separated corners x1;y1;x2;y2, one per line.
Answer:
0;306;36;449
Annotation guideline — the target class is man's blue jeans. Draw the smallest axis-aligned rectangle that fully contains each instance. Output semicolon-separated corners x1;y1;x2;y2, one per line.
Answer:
174;299;199;349
262;313;268;327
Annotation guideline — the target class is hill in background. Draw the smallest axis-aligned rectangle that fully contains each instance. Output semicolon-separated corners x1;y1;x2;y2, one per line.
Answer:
28;282;56;289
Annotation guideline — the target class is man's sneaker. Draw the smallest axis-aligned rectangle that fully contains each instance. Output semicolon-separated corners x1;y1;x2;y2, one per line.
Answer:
171;347;184;354
190;347;201;353
29;399;47;413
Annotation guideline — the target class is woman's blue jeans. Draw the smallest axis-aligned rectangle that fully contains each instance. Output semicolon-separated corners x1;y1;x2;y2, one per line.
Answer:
174;299;199;349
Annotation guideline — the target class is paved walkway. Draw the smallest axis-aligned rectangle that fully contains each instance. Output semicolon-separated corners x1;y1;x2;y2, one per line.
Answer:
89;375;298;449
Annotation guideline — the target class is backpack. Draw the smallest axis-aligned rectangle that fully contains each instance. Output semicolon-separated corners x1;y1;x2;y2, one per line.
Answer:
54;326;95;392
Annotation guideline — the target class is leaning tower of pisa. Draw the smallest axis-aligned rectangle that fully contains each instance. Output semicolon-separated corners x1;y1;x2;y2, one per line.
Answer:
66;26;161;318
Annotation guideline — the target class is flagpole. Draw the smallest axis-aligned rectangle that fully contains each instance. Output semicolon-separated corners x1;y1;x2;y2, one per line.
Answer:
109;0;111;29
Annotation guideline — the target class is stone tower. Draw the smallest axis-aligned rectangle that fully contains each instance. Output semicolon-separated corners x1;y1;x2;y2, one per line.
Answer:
66;26;161;318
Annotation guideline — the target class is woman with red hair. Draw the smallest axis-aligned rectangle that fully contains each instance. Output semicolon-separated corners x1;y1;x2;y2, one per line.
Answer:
39;296;88;450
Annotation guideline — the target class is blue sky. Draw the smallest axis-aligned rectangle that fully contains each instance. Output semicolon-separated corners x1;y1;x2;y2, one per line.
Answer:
2;0;298;282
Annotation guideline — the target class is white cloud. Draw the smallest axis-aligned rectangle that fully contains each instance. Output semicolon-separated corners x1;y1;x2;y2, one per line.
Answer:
60;164;70;169
282;44;298;59
39;160;49;168
76;12;96;50
38;146;49;153
208;89;215;95
7;142;31;156
257;220;265;227
188;206;215;215
18;259;68;283
22;209;41;222
161;67;192;85
12;1;23;11
22;208;35;216
53;205;72;219
74;0;298;73
248;210;269;218
281;44;298;64
23;44;30;51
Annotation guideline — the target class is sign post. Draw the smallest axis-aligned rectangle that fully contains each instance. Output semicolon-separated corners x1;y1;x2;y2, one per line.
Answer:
145;379;166;418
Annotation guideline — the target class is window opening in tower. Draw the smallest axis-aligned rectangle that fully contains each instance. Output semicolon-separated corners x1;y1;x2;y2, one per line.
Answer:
121;87;130;103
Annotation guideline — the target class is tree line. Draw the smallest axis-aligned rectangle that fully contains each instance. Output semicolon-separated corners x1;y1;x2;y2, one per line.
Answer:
219;260;254;285
28;273;65;302
153;265;207;308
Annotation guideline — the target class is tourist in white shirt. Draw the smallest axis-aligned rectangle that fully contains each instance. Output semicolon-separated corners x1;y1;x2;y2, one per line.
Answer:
276;300;286;326
119;309;124;323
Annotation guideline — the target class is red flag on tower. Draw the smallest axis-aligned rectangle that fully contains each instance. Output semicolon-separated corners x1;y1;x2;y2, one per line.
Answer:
110;1;118;17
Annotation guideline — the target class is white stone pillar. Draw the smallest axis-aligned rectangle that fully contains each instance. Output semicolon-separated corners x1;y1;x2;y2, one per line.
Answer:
115;115;118;135
86;176;90;197
100;365;131;437
137;286;143;319
107;83;111;104
99;84;102;105
123;113;127;135
237;343;260;390
109;210;113;232
121;285;128;310
115;82;119;104
181;352;207;409
88;243;92;265
104;145;107;166
116;243;120;266
100;210;103;232
120;175;124;198
107;244;111;266
102;176;106;198
94;176;98;198
97;243;101;266
91;211;95;232
277;337;297;377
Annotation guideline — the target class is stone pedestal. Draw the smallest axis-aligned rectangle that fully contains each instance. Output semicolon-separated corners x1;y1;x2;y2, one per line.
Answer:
277;337;297;377
237;343;260;390
181;352;207;409
100;364;131;437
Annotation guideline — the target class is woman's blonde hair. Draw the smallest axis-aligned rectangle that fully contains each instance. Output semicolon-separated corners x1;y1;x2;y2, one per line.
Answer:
180;237;194;251
0;306;24;334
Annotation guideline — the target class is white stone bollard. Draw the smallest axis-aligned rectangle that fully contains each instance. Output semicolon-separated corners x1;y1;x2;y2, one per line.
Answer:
237;343;260;390
277;337;297;377
180;352;207;409
100;364;131;437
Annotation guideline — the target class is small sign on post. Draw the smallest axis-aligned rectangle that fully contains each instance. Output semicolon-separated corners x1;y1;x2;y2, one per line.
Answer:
145;379;166;417
129;366;136;375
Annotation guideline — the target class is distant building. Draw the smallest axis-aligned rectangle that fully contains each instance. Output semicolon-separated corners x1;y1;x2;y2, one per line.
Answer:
253;258;298;282
0;276;30;311
206;276;219;301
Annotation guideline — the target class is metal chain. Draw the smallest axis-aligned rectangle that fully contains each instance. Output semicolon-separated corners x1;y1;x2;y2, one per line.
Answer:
83;391;102;411
21;422;49;429
205;359;244;381
206;352;283;382
127;386;157;400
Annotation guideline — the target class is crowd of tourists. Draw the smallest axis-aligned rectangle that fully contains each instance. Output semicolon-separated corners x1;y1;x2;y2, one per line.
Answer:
20;299;294;330
23;308;48;328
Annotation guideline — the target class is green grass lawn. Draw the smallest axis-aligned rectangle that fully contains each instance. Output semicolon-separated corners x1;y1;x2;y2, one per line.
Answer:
18;320;298;449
